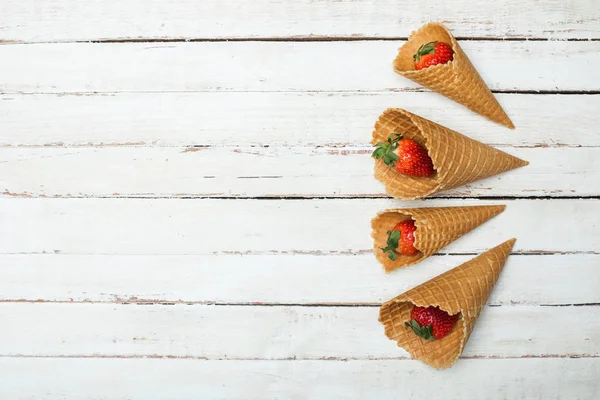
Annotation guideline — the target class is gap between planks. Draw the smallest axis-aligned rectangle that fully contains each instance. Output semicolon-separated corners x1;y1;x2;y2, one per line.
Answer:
0;300;597;307
0;354;596;361
2;251;597;256
0;144;596;149
1;194;598;200
0;142;595;149
3;90;600;96
4;37;600;45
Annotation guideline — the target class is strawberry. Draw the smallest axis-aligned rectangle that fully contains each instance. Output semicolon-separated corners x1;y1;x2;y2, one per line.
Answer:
381;220;418;260
413;41;454;70
372;133;434;177
405;306;459;340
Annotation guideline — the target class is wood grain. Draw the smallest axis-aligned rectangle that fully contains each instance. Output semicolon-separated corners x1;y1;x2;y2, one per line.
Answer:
0;146;594;198
1;254;597;306
1;303;598;359
1;358;598;400
1;41;599;93
0;198;596;255
1;0;598;42
0;304;600;360
1;92;597;148
1;1;598;397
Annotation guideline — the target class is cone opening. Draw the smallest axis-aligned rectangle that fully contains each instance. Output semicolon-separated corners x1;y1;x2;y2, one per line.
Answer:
380;299;466;369
371;211;424;272
394;22;456;74
372;109;443;199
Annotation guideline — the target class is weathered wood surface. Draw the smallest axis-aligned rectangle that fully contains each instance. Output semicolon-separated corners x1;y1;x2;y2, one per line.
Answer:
1;41;599;94
1;254;597;306
1;93;597;148
1;303;598;359
1;1;599;398
0;198;597;255
1;0;598;42
0;146;595;198
1;358;598;400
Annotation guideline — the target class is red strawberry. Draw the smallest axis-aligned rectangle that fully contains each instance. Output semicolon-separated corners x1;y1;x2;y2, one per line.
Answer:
381;220;418;260
413;41;454;70
372;133;434;177
405;306;459;340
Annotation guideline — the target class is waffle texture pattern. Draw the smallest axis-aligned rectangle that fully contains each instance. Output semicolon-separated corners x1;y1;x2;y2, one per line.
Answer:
372;108;528;199
394;22;514;128
379;239;516;369
372;205;506;272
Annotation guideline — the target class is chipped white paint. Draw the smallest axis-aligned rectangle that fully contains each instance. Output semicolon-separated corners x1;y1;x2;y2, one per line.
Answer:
0;146;596;198
1;303;598;358
0;198;597;255
1;0;598;42
0;358;597;400
1;92;598;148
1;254;598;306
1;1;599;398
1;41;599;94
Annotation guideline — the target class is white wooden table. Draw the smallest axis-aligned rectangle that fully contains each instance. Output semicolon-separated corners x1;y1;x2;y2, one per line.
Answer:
1;1;599;398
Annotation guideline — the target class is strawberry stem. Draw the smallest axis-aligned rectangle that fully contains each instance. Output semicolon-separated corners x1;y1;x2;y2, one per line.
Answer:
380;229;400;261
405;319;435;340
413;42;437;62
371;133;403;167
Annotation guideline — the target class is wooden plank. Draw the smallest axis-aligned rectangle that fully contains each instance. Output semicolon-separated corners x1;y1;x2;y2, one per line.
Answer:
1;92;597;148
0;303;597;358
1;254;597;306
1;358;598;400
0;146;595;198
1;0;598;41
1;41;599;93
0;198;596;255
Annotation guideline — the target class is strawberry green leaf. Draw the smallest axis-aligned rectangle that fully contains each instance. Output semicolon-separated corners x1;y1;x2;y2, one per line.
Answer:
388;229;400;248
371;146;385;159
413;42;437;62
371;133;403;167
380;229;401;261
383;151;398;167
404;319;435;340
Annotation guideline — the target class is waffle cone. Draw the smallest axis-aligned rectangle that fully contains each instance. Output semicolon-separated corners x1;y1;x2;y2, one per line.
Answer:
379;238;516;369
372;108;528;199
372;205;505;272
394;22;514;128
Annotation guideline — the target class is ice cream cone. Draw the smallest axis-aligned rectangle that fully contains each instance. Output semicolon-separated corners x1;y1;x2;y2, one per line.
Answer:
372;108;528;199
394;22;514;128
372;205;505;272
379;238;516;369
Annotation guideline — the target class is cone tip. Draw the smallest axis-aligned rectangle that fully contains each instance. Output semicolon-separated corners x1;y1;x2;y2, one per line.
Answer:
509;154;529;168
473;204;507;215
491;204;507;215
501;238;517;251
